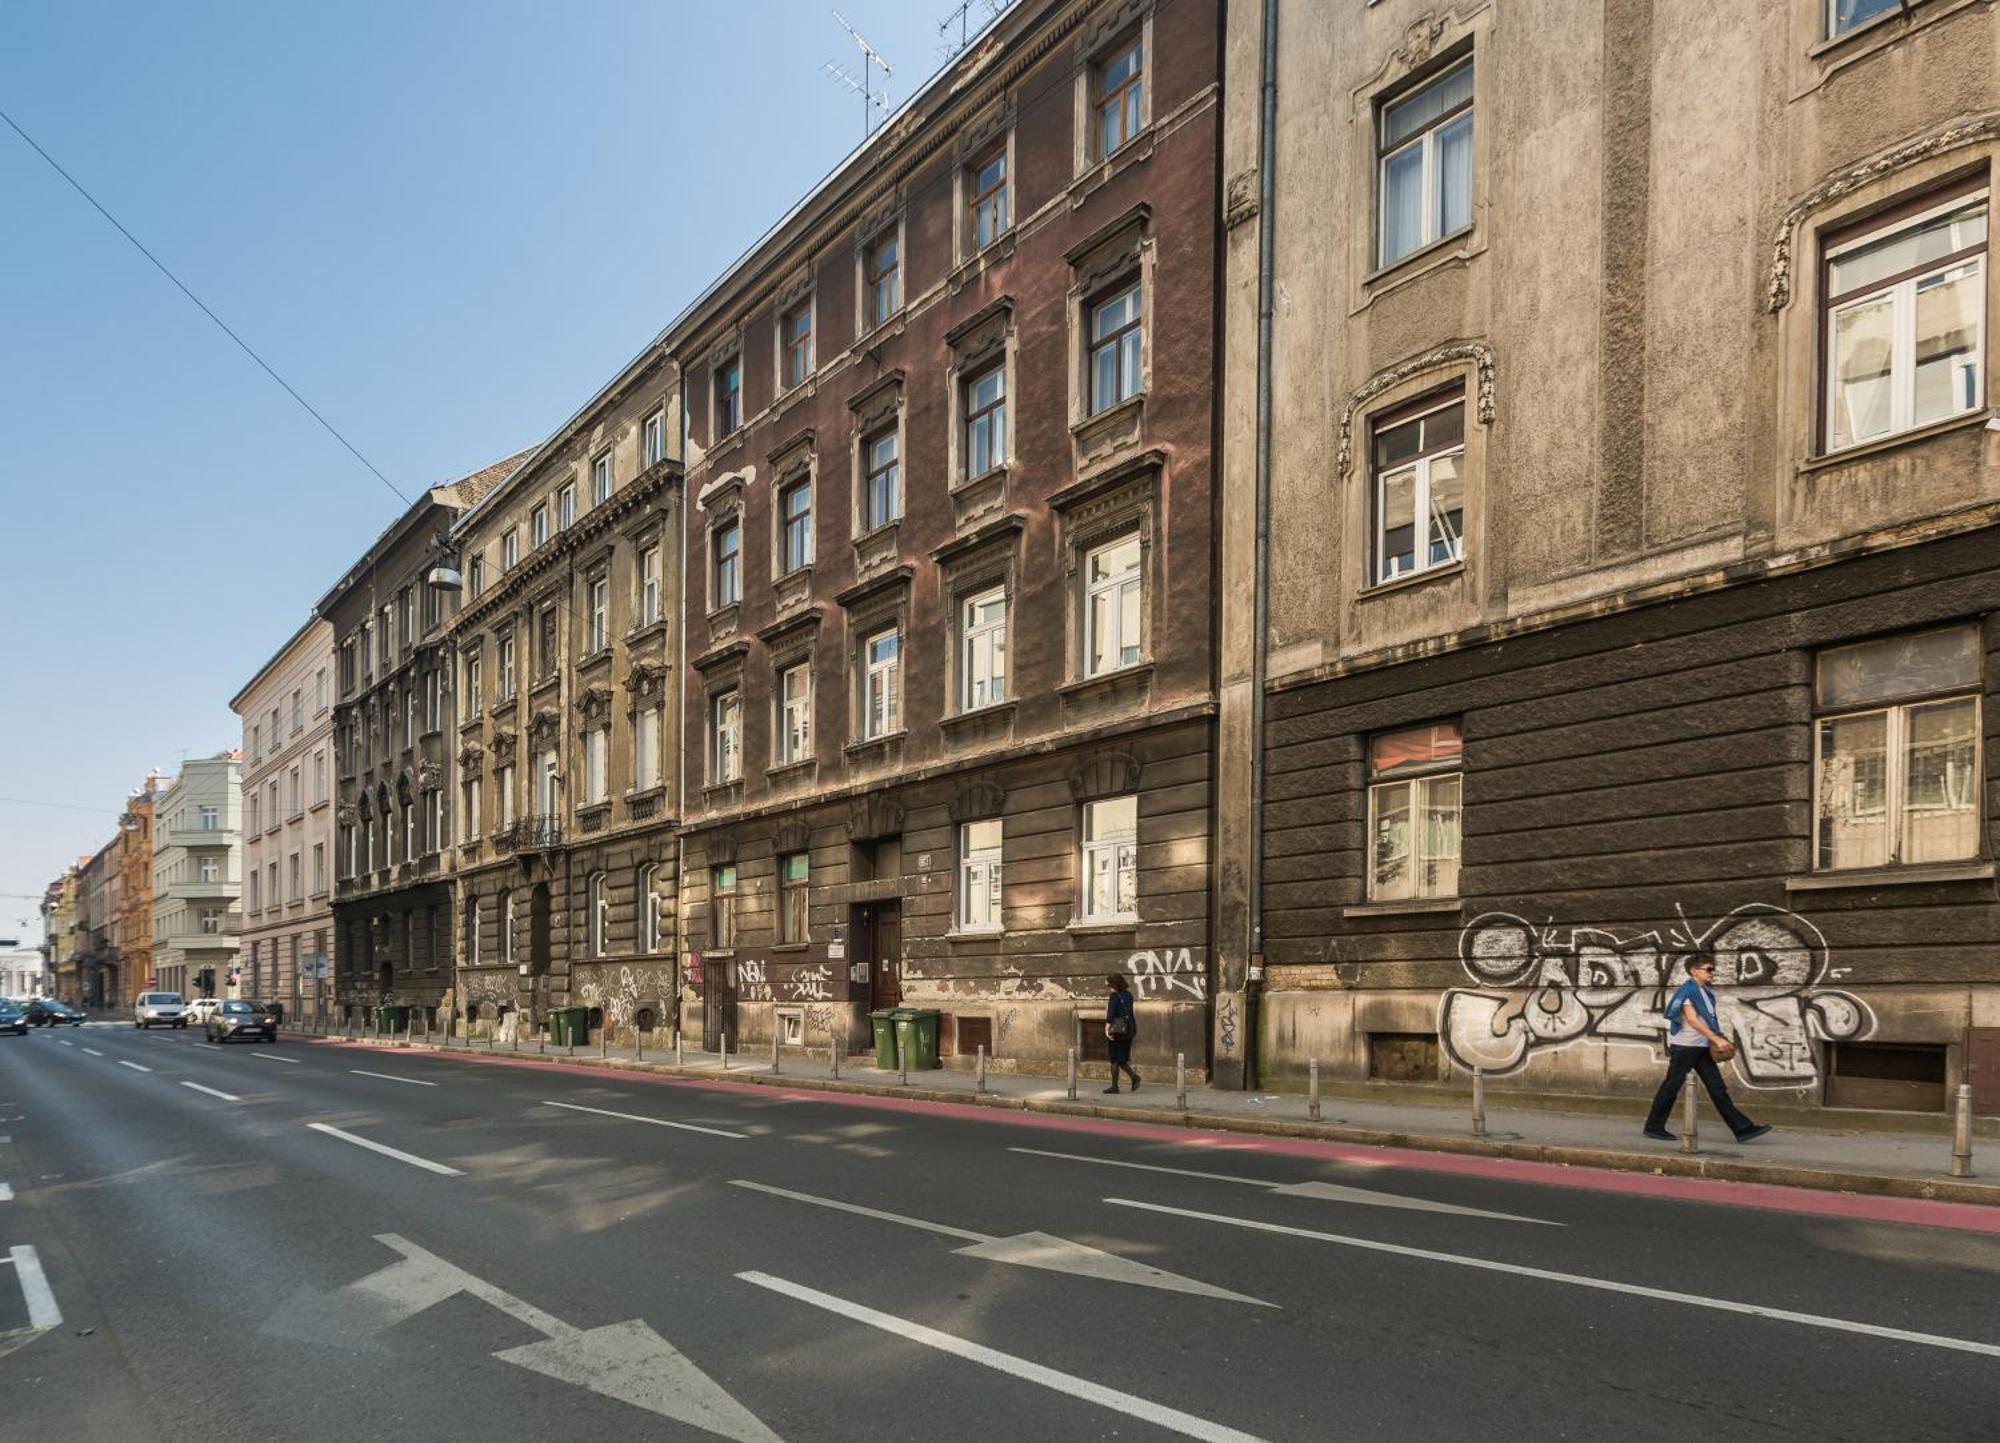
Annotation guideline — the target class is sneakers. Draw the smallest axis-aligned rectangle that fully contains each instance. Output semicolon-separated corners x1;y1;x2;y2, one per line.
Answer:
1642;1127;1677;1142
1735;1123;1773;1142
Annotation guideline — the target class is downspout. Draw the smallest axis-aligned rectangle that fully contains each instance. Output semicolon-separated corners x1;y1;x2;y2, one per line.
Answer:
673;360;690;1042
1244;0;1278;1090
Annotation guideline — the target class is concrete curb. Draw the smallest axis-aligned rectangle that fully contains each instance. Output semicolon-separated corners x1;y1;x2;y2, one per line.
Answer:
291;1030;2000;1210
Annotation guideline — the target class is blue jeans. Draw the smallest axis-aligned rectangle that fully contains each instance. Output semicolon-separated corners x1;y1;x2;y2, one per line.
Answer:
1645;1045;1758;1137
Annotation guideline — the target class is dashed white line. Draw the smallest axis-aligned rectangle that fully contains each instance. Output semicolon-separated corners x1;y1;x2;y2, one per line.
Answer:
180;1081;242;1103
0;1183;13;1201
249;1051;300;1064
306;1123;462;1176
541;1100;745;1139
5;1245;62;1329
56;1040;74;1048
195;1043;225;1051
350;1070;437;1087
117;1060;151;1073
80;1048;103;1057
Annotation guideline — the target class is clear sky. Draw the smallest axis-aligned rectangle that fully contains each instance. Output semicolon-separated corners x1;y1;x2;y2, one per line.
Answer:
0;0;1001;946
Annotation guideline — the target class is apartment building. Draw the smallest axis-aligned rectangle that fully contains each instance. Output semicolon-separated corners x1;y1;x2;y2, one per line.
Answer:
150;753;242;998
1219;0;2000;1112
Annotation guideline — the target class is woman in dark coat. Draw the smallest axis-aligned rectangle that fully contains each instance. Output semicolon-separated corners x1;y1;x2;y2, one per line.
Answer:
1104;974;1139;1093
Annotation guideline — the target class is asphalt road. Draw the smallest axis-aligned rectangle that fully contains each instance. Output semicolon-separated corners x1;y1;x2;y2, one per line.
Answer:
2;1023;1997;1441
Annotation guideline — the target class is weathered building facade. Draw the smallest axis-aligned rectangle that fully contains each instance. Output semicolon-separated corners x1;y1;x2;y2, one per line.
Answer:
446;357;683;1041
233;617;337;1017
150;753;243;998
669;0;1222;1074
110;777;159;1007
1219;0;2000;1112
324;457;524;1025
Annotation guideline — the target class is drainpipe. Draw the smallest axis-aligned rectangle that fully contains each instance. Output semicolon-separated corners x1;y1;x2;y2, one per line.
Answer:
672;359;690;1042
1244;0;1279;1090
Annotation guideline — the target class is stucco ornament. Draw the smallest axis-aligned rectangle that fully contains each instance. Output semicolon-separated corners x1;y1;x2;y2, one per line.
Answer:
1394;14;1447;69
1337;341;1496;477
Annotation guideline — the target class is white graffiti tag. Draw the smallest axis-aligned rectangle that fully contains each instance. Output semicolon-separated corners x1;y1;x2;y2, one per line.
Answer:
1439;905;1870;1087
1128;947;1205;1000
786;964;833;1002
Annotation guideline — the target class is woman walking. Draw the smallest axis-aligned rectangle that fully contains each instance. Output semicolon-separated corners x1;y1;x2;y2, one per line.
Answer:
1104;974;1140;1093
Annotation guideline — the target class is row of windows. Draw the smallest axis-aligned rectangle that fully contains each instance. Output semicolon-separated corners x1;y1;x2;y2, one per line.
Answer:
244;752;330;833
246;844;329;914
247;672;330;761
462;865;666;967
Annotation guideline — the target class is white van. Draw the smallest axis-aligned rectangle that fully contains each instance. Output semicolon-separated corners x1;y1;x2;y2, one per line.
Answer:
135;992;187;1028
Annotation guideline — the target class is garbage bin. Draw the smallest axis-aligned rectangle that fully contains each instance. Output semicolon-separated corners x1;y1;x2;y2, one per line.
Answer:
869;1009;899;1069
550;1006;589;1047
379;1005;410;1035
892;1008;941;1071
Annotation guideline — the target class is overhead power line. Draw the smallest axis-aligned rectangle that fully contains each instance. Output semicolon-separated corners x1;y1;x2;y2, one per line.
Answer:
0;103;410;508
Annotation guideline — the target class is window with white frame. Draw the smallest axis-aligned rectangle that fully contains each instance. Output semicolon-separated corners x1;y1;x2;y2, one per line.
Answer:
964;363;1007;478
779;852;810;943
862;629;900;739
198;803;220;830
531;503;549;549
468;554;485;598
634;706;660;791
1090;33;1144;159
198;855;220;883
496;763;516;826
1080;795;1138;922
502;528;519;569
863;232;901;329
461;775;481;842
1378;57;1473;267
1371;390;1465;584
861;428;900;531
313;748;326;803
588;576;610;652
779;662;812;765
1828;0;1900;38
715;356;742;436
781;301;813;388
502;890;517;964
1087;283;1143;415
583;726;608;805
425;789;444;853
638;863;660;952
1084;534;1143;676
711;689;742;783
969;145;1009;250
1367;722;1463;901
465;896;480;966
1823;189;1985;453
312;842;326;894
425;668;444;732
498;635;516;699
780;479;813;573
591;452;613;505
713;520;742;607
558;483;576;529
464;652;482;721
1814;625;1981;870
535;748;558;817
957;818;1003;932
587;872;607;958
314;667;328;713
961;588;1008;710
643;408;667;466
638;546;661;626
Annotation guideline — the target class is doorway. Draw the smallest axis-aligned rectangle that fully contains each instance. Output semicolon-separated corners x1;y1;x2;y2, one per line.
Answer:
855;901;902;1010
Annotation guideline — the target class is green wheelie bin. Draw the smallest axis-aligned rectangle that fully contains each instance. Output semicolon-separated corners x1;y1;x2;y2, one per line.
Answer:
378;1005;410;1035
550;1006;590;1047
892;1008;941;1071
869;1009;900;1069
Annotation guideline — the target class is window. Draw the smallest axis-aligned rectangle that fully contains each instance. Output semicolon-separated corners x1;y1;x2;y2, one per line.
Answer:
638;546;661;626
250;723;261;762
289;852;301;901
537;607;558;678
314;668;327;714
779;853;810;943
312;842;326;895
558;483;576;529
312;749;326;804
502;529;519;569
715;356;742;436
961;588;1008;710
964;364;1007;478
249;870;262;913
583;727;608;805
1814;625;1981;870
1091;34;1144;158
502;891;516;964
465;896;481;967
199;908;222;935
198;856;220;883
1371;392;1465;583
863;629;900;739
1829;0;1900;38
1084;535;1143;676
424;669;444;732
468;554;485;599
497;635;516;699
713;520;742;607
1378;58;1473;266
1367;722;1463;901
643;408;667;466
535;748;558;817
1080;795;1138;922
464;653;482;721
778;662;812;764
1088;283;1143;414
588;576;610;653
496;763;516;827
591;453;613;505
780;479;813;573
247;792;260;834
863;232;901;329
531;503;549;549
1823;191;1985;453
291;689;303;733
781;302;813;388
634;706;660;791
288;764;302;815
970;146;1009;250
711;690;742;783
340;639;357;694
461;776;481;842
957;818;1003;932
862;428;900;531
587;872;607;958
712;864;738;948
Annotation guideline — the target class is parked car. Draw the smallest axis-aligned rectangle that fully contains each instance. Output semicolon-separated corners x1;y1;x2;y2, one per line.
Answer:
25;999;85;1028
184;997;223;1026
205;999;275;1044
134;992;188;1029
0;999;27;1036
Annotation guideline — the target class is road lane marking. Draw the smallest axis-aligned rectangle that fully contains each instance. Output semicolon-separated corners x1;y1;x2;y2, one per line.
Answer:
737;1272;1267;1443
1106;1198;2000;1359
541;1100;744;1139
306;1123;462;1176
117;1060;151;1072
350;1070;438;1087
181;1081;243;1102
732;1180;986;1240
1010;1147;1555;1225
250;1052;300;1064
81;1048;103;1057
5;1246;61;1329
56;1040;73;1048
0;1183;12;1201
195;1043;225;1051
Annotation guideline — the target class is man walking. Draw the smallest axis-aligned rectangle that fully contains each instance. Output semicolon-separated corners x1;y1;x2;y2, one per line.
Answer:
1643;957;1772;1143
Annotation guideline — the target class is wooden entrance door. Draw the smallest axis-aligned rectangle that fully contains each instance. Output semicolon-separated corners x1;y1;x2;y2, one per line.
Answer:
866;902;902;1010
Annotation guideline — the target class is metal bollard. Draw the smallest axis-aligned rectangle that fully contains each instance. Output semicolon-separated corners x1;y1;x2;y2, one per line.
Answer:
720;1036;729;1071
976;1043;986;1095
772;1031;781;1074
1951;1083;1974;1178
1175;1052;1187;1111
600;1025;607;1059
898;1035;909;1086
830;1037;840;1079
1681;1079;1699;1154
1471;1065;1486;1137
1309;1058;1322;1123
675;1031;684;1068
1066;1046;1078;1101
635;1028;643;1063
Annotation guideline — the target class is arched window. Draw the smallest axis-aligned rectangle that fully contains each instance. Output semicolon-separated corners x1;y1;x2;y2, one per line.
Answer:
501;890;516;965
637;863;660;953
587;872;608;958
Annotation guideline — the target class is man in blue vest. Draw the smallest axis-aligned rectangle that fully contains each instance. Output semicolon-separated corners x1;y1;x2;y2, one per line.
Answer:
1643;957;1772;1143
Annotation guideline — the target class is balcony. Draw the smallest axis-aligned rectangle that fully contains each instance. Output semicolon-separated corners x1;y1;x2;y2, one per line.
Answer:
164;880;236;902
496;814;563;852
163;826;232;849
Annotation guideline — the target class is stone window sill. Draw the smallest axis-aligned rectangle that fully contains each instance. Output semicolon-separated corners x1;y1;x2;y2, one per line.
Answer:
1357;560;1465;601
1068;917;1138;935
1800;408;1991;473
769;942;811;955
1363;224;1477;289
1057;662;1154;702
1342;897;1462;918
1786;861;1994;892
948;928;1005;943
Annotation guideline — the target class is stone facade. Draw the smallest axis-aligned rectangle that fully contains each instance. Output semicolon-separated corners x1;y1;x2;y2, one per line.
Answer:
150;754;243;997
1218;0;2000;1111
109;779;159;1007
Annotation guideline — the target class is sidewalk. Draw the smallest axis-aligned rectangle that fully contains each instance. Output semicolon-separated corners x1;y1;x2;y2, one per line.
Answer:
288;1022;1999;1208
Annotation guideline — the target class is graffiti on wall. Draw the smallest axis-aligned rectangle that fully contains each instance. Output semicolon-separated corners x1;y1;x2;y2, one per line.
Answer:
738;958;770;1003
1128;947;1205;1000
574;963;672;1030
1438;904;1870;1086
786;964;833;1002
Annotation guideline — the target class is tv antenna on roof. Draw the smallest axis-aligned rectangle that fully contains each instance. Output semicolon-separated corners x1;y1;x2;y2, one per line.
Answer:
824;9;892;137
937;0;1007;60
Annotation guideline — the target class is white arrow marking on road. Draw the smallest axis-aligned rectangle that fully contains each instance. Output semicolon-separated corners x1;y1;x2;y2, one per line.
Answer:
543;1100;745;1139
306;1123;462;1176
350;1069;437;1087
738;1272;1266;1443
181;1081;242;1102
117;1060;150;1072
261;1234;779;1440
5;1246;61;1329
1009;1147;1557;1225
729;1180;1266;1304
1105;1198;2000;1358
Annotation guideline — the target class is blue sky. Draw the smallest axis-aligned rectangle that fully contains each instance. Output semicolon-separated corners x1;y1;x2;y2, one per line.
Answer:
0;0;999;945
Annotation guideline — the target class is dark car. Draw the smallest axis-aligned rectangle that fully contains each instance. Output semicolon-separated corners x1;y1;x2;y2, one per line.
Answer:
0;1000;26;1036
205;999;274;1044
25;999;85;1028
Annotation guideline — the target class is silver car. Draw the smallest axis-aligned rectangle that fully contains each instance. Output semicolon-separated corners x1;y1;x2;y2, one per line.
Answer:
134;991;187;1029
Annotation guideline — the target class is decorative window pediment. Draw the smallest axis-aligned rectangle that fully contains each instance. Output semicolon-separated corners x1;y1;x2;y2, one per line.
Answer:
1068;750;1143;802
947;779;1008;823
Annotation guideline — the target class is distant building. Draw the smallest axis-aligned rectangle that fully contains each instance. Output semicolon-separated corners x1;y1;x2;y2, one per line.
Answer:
39;866;79;998
0;946;46;1000
151;753;243;997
